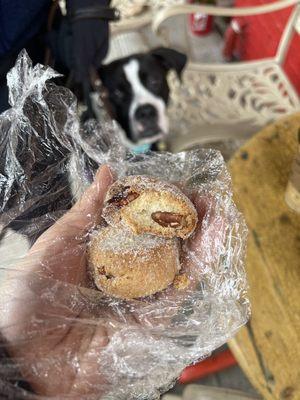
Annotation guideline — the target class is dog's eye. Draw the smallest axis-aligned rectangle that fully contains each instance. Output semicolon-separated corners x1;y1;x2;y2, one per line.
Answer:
147;77;161;91
113;88;124;100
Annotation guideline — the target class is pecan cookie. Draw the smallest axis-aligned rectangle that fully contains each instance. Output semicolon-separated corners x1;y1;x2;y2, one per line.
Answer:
88;224;180;299
102;175;198;239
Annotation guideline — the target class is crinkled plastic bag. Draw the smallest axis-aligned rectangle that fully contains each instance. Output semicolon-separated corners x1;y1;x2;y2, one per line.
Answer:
0;51;249;399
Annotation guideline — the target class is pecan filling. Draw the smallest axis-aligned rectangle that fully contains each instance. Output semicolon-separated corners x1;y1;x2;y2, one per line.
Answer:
108;187;139;208
151;211;184;228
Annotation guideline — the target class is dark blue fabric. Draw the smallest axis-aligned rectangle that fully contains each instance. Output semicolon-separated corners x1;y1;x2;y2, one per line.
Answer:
0;0;51;57
0;0;111;114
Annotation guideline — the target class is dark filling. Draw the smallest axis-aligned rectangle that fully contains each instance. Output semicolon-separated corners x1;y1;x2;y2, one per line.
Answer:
98;266;114;280
108;186;140;208
151;211;184;228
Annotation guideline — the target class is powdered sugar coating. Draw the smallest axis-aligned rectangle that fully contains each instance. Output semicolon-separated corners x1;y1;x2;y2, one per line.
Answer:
88;224;181;299
90;224;171;253
103;175;198;239
105;175;196;209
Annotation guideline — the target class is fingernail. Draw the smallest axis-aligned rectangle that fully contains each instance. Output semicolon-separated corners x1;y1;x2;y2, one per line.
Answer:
106;166;114;183
95;166;104;180
99;165;114;186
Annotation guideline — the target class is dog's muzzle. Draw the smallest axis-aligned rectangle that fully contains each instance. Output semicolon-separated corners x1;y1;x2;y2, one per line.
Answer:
134;103;163;140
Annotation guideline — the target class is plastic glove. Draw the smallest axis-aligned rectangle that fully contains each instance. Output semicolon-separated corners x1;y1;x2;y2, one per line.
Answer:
0;166;225;398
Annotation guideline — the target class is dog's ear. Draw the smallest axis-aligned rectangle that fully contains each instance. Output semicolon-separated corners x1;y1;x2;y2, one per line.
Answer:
150;47;187;80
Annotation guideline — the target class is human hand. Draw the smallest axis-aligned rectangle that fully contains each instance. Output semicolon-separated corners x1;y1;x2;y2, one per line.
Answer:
0;165;114;397
0;169;226;398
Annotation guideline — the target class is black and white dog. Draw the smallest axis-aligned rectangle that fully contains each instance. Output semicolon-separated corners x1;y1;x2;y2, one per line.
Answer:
97;47;187;151
0;47;187;258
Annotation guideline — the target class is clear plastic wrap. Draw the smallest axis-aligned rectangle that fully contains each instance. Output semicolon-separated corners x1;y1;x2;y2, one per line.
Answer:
0;51;249;399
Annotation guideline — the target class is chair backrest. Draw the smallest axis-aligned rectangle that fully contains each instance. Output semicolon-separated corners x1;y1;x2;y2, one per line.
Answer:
110;0;185;34
153;0;300;67
151;0;300;149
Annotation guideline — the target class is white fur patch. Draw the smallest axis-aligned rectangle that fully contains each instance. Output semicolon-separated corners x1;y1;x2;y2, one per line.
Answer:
0;228;30;280
123;59;169;142
0;228;31;334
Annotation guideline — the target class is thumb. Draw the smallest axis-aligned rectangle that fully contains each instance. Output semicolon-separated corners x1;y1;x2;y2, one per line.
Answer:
72;165;114;219
60;164;114;233
33;165;114;247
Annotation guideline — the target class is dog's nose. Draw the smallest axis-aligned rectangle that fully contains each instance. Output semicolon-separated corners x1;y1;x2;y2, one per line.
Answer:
135;104;157;121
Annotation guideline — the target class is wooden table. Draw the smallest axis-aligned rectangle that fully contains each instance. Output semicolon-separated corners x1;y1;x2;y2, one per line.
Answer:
228;113;300;400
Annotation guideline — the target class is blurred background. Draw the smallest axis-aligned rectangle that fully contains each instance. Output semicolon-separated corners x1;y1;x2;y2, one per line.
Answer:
0;0;299;399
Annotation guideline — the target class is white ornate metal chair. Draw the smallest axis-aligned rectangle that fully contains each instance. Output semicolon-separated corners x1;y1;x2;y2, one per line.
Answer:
152;0;300;153
105;1;154;64
107;0;184;62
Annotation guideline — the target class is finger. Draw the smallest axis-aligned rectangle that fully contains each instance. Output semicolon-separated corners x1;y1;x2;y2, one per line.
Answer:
69;164;114;228
186;194;213;251
186;195;228;264
72;165;114;220
33;165;114;248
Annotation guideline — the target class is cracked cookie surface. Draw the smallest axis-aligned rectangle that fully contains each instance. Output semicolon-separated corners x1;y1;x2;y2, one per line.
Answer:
103;175;198;239
88;224;180;299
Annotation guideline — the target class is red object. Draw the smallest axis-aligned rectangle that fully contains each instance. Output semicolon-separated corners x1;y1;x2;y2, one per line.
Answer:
234;0;300;94
223;19;246;60
179;349;237;384
188;1;214;35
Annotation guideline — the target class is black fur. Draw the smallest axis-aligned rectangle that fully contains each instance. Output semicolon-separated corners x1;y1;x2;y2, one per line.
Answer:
98;47;187;143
